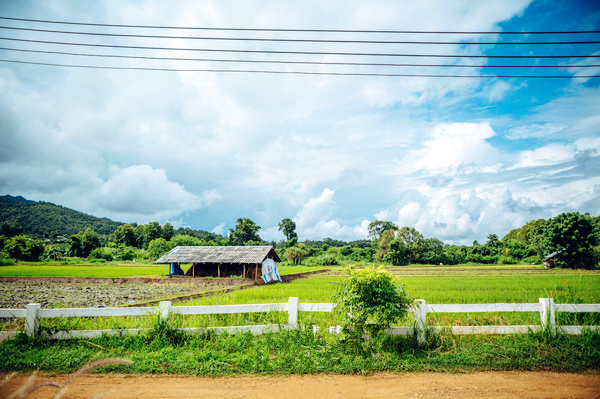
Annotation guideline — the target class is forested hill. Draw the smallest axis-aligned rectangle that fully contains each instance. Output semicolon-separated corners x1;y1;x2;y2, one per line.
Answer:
0;195;122;237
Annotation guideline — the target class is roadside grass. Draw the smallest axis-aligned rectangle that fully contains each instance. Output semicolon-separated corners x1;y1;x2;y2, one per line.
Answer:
1;324;598;375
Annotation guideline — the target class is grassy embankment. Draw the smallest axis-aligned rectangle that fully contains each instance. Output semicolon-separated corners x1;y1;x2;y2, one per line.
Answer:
1;265;599;374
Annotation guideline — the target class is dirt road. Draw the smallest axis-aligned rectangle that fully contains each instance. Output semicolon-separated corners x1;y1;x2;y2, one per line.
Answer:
3;372;599;399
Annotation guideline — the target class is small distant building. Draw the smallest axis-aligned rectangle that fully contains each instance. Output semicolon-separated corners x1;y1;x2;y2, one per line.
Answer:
156;246;282;283
542;249;564;268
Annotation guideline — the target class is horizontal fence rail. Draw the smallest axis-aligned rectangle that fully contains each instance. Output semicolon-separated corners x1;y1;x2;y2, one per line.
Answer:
1;297;599;344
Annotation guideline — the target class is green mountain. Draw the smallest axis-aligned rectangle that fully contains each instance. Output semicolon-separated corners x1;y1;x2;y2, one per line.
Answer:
0;195;122;237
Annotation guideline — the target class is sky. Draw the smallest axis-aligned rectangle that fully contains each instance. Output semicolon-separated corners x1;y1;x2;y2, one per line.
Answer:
0;0;599;244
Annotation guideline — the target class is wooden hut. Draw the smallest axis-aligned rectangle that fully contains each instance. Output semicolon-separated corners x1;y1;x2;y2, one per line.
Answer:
156;246;282;282
542;249;564;268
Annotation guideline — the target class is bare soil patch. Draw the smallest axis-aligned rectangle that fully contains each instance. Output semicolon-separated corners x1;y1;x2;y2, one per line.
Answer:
0;277;249;308
2;372;599;399
0;270;329;309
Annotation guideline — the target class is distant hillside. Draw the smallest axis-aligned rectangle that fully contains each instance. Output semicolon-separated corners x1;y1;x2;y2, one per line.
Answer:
0;195;122;237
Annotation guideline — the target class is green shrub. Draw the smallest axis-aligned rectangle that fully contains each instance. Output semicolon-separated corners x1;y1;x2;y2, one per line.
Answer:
305;253;339;266
90;247;114;261
334;266;411;353
284;246;307;265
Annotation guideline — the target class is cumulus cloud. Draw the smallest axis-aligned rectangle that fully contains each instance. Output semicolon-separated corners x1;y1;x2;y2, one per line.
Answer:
388;185;545;243
291;189;370;241
92;165;217;223
416;123;498;171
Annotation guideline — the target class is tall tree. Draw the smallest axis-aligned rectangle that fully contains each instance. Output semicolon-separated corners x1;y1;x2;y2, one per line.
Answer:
162;223;175;241
142;222;163;249
278;218;297;241
386;226;424;265
368;220;398;241
229;218;262;245
115;224;137;247
543;212;598;269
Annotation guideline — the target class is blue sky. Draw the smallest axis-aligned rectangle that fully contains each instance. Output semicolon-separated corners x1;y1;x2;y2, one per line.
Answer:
0;0;599;244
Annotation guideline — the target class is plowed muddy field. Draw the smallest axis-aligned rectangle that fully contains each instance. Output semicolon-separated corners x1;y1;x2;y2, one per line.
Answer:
0;277;249;308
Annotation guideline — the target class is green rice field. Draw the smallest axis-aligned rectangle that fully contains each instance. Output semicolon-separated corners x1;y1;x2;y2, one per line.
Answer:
0;263;326;278
7;264;595;333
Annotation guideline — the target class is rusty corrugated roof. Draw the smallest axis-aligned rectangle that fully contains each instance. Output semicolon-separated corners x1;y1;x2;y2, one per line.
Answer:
155;246;281;264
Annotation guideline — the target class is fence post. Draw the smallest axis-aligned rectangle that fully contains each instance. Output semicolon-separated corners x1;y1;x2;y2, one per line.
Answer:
159;301;172;321
288;297;299;329
25;303;41;337
539;298;556;335
414;299;427;346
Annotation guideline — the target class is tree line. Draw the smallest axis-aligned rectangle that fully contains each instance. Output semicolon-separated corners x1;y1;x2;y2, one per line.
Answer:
0;212;598;269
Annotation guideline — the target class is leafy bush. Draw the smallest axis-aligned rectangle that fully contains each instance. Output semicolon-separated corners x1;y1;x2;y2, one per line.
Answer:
284;246;306;265
90;247;114;261
115;245;137;261
334;266;411;353
147;237;174;260
305;253;339;266
4;235;46;261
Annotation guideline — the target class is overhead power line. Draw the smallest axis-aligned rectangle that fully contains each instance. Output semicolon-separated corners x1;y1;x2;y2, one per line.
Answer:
2;58;599;78
3;47;600;68
1;25;599;45
2;36;599;59
1;16;599;35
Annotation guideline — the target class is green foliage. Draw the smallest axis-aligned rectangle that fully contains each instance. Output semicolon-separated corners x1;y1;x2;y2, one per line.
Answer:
278;218;297;242
229;218;262;245
0;220;22;237
162;223;175;241
115;245;137;261
141;222;163;249
3;234;46;261
418;238;445;265
543;212;598;269
90;247;114;261
170;234;203;247
114;224;137;247
68;228;102;258
0;195;121;237
305;253;339;266
367;220;398;241
375;229;396;261
385;227;424;265
147;237;174;260
334;266;411;353
284;246;306;265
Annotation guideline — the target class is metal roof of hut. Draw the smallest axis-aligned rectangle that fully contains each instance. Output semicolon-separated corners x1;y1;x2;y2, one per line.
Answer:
155;246;282;264
542;249;565;261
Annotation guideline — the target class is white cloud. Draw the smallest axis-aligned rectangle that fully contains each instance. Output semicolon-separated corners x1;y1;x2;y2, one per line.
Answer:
211;223;226;236
291;189;370;240
414;123;498;172
94;165;212;223
513;143;575;169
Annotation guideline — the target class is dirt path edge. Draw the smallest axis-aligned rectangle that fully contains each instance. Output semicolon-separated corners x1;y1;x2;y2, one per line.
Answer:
2;371;599;399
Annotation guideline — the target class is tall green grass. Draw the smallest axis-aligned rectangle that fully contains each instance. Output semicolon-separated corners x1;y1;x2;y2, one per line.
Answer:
2;323;598;375
0;263;327;278
0;264;167;277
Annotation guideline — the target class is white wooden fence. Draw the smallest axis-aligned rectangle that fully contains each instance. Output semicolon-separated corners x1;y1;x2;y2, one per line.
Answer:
1;297;599;345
